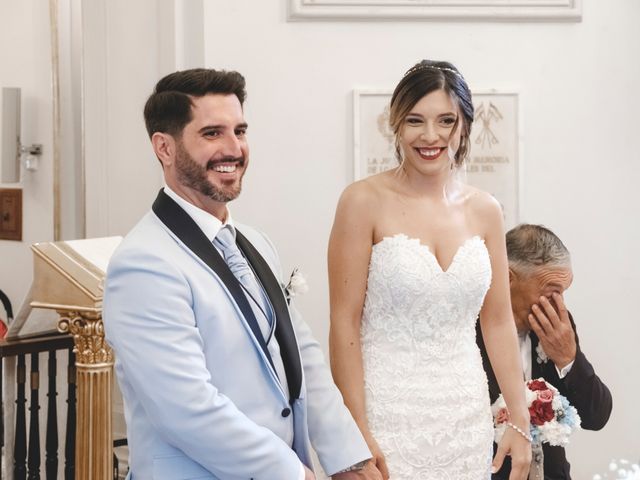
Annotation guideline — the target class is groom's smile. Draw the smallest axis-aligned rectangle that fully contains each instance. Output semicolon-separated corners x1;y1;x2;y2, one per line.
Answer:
162;93;250;217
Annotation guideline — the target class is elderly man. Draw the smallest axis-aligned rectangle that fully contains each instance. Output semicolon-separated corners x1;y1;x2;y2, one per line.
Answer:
477;224;612;479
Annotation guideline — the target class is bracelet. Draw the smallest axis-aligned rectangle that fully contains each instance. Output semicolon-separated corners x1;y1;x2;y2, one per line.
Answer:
505;422;532;443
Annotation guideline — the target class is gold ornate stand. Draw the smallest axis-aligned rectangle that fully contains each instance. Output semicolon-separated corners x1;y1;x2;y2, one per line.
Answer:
23;239;122;480
58;311;113;480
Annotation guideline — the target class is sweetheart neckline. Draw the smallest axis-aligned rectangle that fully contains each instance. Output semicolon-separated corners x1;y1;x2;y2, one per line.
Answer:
372;234;485;273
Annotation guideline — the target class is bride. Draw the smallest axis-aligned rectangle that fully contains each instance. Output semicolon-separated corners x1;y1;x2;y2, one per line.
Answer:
328;60;531;479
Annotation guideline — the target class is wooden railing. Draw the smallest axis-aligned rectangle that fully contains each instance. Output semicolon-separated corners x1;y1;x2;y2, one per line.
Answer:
1;333;76;479
2;328;124;480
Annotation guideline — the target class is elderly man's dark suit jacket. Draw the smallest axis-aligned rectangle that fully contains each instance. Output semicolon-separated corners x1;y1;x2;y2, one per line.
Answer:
476;314;612;480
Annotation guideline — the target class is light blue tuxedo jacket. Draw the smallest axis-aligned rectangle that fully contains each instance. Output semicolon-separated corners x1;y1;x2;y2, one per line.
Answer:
103;190;369;480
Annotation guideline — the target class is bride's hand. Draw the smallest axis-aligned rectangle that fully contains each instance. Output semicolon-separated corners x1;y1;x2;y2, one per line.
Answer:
492;426;532;480
364;435;389;480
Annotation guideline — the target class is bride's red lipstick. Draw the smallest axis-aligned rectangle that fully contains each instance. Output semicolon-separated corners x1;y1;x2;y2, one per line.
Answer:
415;146;446;161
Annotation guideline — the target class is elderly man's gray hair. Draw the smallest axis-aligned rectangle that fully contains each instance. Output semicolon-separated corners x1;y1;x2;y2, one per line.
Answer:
506;224;571;275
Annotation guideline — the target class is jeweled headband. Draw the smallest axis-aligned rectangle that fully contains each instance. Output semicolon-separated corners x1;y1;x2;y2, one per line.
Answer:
403;64;463;79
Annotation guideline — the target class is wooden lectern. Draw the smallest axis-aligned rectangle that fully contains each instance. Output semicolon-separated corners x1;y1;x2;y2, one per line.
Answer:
28;237;121;480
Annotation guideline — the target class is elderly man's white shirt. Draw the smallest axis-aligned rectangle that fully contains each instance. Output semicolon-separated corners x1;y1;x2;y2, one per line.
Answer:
518;332;574;380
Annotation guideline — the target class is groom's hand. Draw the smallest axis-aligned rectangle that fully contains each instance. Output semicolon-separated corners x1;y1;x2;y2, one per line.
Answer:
332;461;383;480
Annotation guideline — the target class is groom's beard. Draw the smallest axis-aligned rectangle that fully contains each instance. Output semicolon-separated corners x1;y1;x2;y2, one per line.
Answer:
175;141;246;203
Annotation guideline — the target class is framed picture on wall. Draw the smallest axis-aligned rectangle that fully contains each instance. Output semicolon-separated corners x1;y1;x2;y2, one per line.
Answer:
289;0;581;21
466;91;521;228
353;89;397;180
353;88;522;228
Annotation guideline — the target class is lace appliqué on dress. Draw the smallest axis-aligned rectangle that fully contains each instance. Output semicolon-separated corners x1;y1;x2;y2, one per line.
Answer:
361;234;494;480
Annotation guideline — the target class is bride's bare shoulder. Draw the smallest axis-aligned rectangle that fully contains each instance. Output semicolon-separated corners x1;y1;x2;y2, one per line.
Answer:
462;185;503;221
338;171;391;211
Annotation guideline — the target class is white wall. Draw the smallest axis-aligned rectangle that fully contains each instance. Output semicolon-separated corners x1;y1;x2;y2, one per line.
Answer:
203;1;640;477
82;0;167;239
81;0;206;240
0;0;54;316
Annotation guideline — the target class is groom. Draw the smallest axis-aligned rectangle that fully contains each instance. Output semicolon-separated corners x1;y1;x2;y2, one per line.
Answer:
477;224;612;479
103;68;377;479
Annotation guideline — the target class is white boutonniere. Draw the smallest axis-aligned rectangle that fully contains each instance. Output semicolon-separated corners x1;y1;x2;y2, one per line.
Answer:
536;343;549;364
284;268;308;302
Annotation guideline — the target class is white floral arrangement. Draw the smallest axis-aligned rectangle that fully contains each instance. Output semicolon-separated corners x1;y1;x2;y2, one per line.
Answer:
284;268;309;301
492;377;581;446
593;459;640;480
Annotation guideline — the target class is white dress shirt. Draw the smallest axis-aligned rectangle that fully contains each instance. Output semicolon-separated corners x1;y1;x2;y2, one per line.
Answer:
518;331;574;380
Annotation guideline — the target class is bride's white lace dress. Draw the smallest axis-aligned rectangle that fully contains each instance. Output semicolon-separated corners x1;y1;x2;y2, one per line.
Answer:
362;234;494;480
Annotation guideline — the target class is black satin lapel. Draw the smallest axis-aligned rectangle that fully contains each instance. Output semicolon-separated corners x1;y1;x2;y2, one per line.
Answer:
236;229;302;402
530;332;541;378
151;189;275;371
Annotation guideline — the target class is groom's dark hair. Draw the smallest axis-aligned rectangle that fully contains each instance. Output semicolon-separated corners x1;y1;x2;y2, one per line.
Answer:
143;68;246;139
